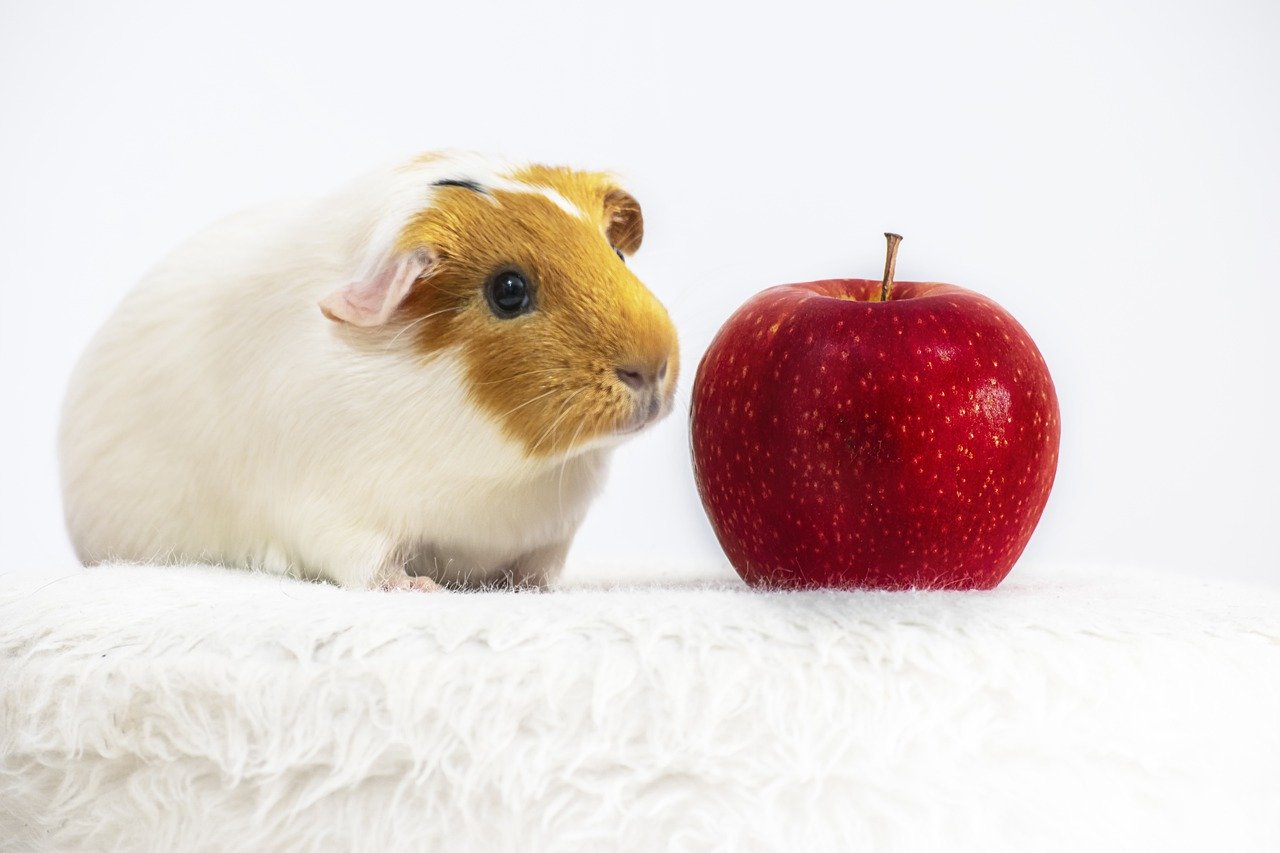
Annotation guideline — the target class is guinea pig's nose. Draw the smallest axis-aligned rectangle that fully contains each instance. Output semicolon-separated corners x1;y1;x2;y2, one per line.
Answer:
615;359;667;392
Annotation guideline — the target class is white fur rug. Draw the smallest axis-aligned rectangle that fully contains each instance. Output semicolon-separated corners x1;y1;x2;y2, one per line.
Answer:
2;562;1278;852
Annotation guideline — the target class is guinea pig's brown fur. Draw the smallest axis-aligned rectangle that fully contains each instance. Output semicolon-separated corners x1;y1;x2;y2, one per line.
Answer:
395;166;678;457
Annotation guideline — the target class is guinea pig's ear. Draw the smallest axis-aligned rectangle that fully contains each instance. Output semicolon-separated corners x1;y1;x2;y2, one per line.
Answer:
603;188;643;256
319;248;437;327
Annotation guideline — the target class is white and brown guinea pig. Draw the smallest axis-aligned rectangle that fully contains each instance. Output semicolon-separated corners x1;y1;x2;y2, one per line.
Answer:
59;151;678;591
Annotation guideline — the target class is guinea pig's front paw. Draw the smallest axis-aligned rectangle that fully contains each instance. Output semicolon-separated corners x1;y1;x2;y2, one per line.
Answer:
377;568;445;593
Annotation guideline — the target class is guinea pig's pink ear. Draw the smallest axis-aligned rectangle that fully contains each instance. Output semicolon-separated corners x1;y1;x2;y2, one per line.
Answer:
319;248;437;327
603;188;644;256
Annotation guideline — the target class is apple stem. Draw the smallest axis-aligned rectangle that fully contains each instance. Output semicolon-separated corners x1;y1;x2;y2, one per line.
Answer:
880;232;903;302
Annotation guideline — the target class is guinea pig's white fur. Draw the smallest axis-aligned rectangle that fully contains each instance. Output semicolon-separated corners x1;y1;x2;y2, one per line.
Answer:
59;152;649;590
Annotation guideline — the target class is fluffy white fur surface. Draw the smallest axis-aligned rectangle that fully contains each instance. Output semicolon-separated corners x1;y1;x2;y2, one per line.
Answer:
2;562;1278;852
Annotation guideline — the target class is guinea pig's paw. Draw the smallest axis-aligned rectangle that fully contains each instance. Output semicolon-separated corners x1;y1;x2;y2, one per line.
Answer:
402;575;445;592
378;569;445;593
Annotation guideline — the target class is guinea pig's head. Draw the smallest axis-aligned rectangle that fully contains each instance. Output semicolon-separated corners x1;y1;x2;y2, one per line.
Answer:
320;159;678;460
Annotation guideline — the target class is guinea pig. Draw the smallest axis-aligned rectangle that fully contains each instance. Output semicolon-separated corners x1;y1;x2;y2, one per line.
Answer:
59;151;679;591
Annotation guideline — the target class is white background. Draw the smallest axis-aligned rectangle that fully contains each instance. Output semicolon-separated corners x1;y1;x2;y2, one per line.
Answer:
1;0;1276;586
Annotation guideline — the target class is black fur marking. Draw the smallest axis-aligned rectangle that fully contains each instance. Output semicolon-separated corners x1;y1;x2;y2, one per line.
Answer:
432;178;488;195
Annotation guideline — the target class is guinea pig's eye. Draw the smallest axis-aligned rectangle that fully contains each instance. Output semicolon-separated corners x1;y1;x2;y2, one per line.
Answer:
486;270;532;318
614;246;626;262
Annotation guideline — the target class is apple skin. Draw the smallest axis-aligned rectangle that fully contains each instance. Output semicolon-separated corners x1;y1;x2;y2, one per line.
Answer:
690;278;1060;590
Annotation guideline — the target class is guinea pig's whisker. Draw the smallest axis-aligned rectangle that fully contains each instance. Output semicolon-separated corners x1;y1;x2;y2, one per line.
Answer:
673;387;693;412
531;398;581;454
494;387;561;421
528;389;587;456
557;420;589;512
385;308;458;348
471;367;568;388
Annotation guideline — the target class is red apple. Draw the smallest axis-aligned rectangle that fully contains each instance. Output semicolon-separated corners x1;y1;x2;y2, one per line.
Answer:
690;235;1060;589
